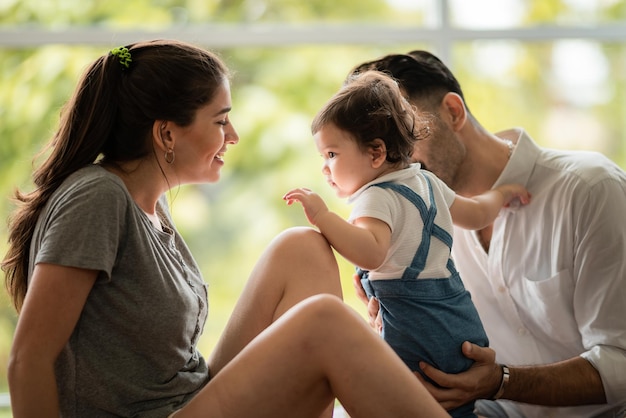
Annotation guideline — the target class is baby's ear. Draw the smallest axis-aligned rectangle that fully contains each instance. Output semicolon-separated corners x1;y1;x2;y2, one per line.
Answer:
369;138;387;168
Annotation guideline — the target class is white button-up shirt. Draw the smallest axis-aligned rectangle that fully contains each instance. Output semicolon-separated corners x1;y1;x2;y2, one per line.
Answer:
453;128;626;417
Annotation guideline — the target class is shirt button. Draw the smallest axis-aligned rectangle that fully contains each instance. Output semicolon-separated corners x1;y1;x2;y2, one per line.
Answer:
498;286;507;293
517;327;528;336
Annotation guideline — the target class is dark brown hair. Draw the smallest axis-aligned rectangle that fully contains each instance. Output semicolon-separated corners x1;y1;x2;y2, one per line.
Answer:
2;39;229;311
312;70;428;166
348;50;468;114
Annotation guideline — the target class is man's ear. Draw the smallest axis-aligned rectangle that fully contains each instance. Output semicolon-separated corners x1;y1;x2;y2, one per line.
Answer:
369;138;387;168
441;92;467;132
152;120;174;153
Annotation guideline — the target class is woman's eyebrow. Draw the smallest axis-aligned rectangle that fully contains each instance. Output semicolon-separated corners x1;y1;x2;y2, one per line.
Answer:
214;106;232;116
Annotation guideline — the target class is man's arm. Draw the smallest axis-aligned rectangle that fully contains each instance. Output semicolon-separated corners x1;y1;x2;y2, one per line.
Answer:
417;343;605;410
499;356;605;405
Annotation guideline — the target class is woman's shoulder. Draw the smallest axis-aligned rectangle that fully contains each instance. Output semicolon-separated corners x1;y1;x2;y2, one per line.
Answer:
61;165;127;194
52;165;132;210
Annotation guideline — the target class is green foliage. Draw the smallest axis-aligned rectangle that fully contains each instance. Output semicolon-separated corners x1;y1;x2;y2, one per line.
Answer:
0;0;421;27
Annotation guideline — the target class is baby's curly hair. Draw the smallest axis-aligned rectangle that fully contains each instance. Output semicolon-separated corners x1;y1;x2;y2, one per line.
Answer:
311;70;430;166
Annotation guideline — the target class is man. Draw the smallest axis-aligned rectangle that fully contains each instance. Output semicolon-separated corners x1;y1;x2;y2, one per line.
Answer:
349;50;626;417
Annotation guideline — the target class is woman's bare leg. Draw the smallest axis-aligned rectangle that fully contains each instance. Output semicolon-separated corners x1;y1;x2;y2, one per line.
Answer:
208;227;343;376
208;227;342;416
177;295;447;418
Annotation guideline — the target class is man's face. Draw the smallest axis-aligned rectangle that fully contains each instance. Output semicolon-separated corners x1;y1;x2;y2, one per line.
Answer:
410;104;466;191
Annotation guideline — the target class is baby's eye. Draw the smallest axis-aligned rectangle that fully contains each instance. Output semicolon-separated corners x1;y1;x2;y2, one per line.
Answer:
328;152;336;158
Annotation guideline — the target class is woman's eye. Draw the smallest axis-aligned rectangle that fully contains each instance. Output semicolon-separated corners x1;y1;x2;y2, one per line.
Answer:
217;120;228;126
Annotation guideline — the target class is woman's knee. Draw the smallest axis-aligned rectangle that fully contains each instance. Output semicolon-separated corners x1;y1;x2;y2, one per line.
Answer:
293;294;356;333
269;227;340;285
272;227;333;257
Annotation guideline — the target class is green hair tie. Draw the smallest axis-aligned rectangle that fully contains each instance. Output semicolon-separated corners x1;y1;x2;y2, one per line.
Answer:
110;46;132;69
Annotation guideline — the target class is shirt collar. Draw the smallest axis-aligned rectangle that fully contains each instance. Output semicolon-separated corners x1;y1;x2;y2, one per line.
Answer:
348;163;422;203
493;127;541;188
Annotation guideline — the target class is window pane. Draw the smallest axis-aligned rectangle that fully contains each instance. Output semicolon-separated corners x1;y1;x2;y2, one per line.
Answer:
449;40;626;166
1;0;438;28
449;0;626;28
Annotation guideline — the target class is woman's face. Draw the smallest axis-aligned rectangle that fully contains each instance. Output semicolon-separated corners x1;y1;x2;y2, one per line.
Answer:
169;78;239;184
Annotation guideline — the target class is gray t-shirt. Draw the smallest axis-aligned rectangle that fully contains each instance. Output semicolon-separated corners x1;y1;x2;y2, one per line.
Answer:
29;165;209;417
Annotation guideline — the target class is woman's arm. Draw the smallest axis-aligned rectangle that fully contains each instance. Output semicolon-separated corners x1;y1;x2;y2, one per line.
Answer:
8;263;97;418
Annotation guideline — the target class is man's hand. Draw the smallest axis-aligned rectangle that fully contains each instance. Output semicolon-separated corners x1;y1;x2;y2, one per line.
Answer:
415;342;501;410
352;272;382;333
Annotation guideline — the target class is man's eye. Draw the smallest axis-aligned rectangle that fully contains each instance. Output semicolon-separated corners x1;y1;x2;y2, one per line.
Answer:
217;120;228;126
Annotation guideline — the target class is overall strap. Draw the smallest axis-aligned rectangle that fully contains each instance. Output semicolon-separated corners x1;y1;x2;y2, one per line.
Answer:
372;177;457;278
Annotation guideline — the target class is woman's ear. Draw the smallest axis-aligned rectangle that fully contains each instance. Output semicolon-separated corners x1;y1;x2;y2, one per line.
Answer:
369;138;387;168
441;92;467;132
152;120;173;153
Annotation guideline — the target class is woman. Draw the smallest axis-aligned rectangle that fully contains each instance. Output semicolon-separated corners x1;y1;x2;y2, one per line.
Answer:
2;39;448;418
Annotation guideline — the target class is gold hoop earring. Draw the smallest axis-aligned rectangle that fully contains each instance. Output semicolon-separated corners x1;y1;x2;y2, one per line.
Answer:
164;149;175;164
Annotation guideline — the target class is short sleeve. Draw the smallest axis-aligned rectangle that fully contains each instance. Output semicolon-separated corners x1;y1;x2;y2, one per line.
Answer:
349;187;395;229
34;174;130;281
422;170;456;208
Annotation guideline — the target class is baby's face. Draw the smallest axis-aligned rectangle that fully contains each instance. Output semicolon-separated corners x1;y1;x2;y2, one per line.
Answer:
314;123;377;198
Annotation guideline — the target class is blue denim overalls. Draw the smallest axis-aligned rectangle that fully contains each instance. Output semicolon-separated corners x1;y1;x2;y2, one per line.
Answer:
360;179;489;418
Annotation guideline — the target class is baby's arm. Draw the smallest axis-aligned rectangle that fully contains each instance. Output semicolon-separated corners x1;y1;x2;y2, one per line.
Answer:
284;188;391;270
449;183;531;230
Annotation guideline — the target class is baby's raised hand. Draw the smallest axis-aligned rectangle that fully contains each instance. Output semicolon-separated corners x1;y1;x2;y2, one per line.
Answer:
496;184;531;208
283;188;329;226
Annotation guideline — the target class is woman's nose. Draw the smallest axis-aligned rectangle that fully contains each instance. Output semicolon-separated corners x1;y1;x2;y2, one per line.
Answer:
226;123;239;144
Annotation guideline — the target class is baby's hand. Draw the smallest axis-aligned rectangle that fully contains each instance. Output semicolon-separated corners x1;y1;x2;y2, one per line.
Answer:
283;188;329;226
496;184;531;207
